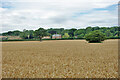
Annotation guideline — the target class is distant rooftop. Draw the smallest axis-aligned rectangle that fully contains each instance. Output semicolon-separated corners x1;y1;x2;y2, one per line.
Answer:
52;34;61;37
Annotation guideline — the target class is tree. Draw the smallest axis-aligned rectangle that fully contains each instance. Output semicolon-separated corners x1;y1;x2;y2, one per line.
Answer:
47;28;57;35
105;30;113;38
47;28;57;39
68;28;77;37
34;28;47;41
20;33;26;39
74;29;85;36
47;28;64;38
2;26;120;40
12;30;22;36
27;30;34;39
20;29;28;39
86;27;92;34
85;30;106;43
92;26;100;31
62;33;70;38
61;29;69;36
20;29;34;39
77;34;84;38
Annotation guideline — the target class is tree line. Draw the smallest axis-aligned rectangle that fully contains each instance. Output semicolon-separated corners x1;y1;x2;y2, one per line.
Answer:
2;26;120;41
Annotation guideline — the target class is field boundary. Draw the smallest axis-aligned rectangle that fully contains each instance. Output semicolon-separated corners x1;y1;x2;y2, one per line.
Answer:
1;38;120;42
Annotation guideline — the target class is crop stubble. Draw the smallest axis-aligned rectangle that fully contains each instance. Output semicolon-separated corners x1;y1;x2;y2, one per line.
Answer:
2;40;118;78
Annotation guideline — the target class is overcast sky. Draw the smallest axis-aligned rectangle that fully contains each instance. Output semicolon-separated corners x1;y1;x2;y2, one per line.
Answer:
0;0;119;33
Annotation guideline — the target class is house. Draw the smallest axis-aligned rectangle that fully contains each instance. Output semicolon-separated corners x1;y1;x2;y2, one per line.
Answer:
75;36;77;38
52;34;62;39
7;36;22;40
42;36;51;39
0;36;8;40
0;36;22;40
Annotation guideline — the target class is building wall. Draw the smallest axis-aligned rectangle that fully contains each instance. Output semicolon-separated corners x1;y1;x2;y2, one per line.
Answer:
42;36;50;39
0;36;22;40
52;35;61;39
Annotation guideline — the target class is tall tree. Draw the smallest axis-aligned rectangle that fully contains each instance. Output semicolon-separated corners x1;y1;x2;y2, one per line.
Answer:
92;26;100;31
85;30;106;43
47;28;57;39
105;30;112;38
74;29;85;36
20;29;34;39
77;34;84;38
86;27;92;34
62;33;70;38
35;28;47;41
68;28;77;38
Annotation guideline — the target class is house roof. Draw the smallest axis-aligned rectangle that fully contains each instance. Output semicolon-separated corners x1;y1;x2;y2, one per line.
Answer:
52;34;61;37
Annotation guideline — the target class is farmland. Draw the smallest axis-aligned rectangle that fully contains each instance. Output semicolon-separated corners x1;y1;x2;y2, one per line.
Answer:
2;40;118;78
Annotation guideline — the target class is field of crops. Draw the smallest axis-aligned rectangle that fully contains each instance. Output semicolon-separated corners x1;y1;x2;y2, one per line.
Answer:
2;40;118;78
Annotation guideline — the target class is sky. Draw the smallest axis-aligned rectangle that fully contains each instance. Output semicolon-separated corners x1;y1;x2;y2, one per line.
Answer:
0;0;119;33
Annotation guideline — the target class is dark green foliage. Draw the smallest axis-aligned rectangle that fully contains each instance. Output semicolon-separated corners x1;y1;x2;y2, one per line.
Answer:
62;33;70;38
47;28;64;34
105;30;113;38
85;30;106;43
47;28;64;39
20;29;34;39
92;26;100;31
86;27;92;34
47;28;57;35
1;26;120;41
34;28;47;41
68;28;77;37
74;29;85;36
2;30;22;36
77;34;84;38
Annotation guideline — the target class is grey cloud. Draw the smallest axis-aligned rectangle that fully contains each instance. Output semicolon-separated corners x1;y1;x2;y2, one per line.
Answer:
0;0;119;32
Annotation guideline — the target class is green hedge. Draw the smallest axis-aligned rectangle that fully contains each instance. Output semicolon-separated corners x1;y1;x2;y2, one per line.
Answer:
1;38;85;42
106;37;120;39
1;39;39;42
1;37;120;42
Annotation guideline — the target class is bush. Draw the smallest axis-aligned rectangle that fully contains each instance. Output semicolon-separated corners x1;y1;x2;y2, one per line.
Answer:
85;30;106;43
62;33;70;38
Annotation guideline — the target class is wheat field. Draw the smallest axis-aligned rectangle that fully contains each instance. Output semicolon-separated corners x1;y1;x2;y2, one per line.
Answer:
1;40;118;78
